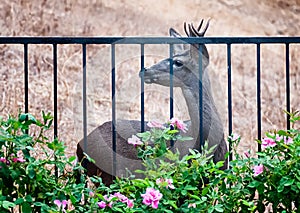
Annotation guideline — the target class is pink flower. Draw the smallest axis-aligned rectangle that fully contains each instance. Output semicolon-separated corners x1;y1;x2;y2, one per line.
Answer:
262;137;276;148
54;200;67;212
97;201;106;209
89;191;94;197
101;192;133;209
253;164;264;177
188;203;196;208
156;177;164;185
170;118;187;133
141;187;163;209
0;157;6;163
228;133;240;141
166;178;175;189
113;192;128;202
126;199;134;208
147;121;165;129
156;178;175;189
128;135;143;147
11;152;26;163
284;136;293;145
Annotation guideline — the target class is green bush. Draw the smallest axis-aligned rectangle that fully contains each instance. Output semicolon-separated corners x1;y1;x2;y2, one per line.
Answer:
0;112;106;212
0;111;299;212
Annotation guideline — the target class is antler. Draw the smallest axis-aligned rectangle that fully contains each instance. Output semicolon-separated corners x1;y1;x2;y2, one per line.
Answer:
184;18;210;37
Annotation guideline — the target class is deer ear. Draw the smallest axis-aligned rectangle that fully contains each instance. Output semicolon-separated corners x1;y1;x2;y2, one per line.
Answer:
169;28;189;54
169;28;181;37
190;44;210;68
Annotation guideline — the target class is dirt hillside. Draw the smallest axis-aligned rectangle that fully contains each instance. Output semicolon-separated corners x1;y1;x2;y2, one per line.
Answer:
1;0;300;157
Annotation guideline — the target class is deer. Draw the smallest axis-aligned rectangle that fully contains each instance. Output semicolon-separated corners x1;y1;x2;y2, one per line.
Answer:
76;19;228;186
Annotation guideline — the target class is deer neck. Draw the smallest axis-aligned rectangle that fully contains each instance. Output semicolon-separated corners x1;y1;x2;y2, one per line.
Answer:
181;70;213;143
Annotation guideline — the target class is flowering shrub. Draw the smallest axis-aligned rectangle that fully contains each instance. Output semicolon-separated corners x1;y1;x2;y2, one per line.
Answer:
221;111;300;212
0;112;107;212
1;111;299;212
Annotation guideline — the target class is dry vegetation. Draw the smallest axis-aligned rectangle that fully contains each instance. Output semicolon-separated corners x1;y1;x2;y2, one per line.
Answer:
1;0;300;162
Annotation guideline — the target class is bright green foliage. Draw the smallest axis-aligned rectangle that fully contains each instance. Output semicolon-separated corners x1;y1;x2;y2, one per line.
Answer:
0;111;299;212
0;112;107;212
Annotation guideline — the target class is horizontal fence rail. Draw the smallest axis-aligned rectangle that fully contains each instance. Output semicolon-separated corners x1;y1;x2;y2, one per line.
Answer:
1;36;299;176
0;36;300;44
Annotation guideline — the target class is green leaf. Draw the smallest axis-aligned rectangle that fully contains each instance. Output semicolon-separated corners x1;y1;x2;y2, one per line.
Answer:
248;180;261;188
189;194;201;200
137;131;151;141
215;161;224;168
181;190;187;196
277;184;284;193
168;200;178;209
70;194;77;203
2;201;16;209
185;185;197;191
215;204;224;212
284;179;294;186
277;130;288;136
168;129;179;134
68;156;77;163
201;187;209;196
22;202;32;213
26;165;36;179
15;198;24;205
208;206;214;213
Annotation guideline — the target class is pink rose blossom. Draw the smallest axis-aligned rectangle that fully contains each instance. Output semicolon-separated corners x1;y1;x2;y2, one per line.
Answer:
128;135;143;147
97;201;106;209
54;200;67;212
89;191;94;197
156;178;175;189
147;121;165;129
284;136;293;145
170;118;187;133
11;152;26;163
101;192;133;209
126;199;134;208
166;179;175;189
253;164;264;177
0;157;6;163
141;187;163;209
113;192;128;202
262;137;276;148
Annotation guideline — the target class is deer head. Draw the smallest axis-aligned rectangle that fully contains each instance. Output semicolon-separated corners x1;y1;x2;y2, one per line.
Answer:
142;19;210;89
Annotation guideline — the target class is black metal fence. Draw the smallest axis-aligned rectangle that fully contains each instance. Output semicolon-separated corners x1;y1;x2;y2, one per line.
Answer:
1;36;300;166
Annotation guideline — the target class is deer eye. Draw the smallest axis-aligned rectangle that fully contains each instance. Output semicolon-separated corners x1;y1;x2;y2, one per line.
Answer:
173;60;183;67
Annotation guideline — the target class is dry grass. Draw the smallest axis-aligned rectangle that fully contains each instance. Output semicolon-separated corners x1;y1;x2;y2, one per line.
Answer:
0;0;300;174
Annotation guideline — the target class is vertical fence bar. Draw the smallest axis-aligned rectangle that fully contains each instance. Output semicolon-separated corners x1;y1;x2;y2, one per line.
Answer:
169;44;174;118
82;44;88;156
169;44;174;146
285;43;290;130
53;44;58;138
256;44;262;152
140;44;145;132
24;44;29;114
227;44;233;161
53;43;58;177
111;44;117;179
198;45;204;150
